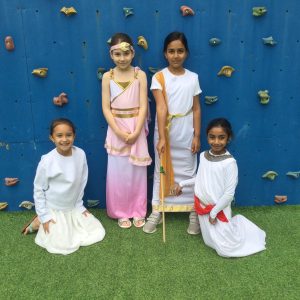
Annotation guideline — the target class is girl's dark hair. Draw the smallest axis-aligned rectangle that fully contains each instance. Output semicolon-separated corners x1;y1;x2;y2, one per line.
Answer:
110;32;133;47
206;118;233;139
50;118;76;135
163;31;189;53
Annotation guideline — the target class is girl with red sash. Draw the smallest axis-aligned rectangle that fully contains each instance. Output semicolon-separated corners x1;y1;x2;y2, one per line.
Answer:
176;118;266;257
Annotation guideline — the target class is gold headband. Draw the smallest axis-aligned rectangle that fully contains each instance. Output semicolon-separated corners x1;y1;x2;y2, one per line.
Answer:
110;42;133;52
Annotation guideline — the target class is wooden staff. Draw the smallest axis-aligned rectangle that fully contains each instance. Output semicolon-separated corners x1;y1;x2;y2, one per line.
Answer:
160;165;166;243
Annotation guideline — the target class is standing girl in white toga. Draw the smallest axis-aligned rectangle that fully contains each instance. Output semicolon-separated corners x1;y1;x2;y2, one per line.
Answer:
143;32;202;235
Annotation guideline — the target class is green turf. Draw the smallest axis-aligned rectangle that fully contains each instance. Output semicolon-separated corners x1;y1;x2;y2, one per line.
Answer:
1;206;299;299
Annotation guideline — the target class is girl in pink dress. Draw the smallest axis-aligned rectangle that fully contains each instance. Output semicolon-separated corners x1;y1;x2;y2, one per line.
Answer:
102;33;152;229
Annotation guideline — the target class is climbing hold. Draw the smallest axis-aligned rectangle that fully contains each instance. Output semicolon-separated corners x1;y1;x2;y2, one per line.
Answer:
262;36;277;46
286;171;300;179
123;7;134;17
53;92;68;106
19;201;35;210
107;38;112;45
252;7;267;17
0;202;8;211
205;96;218;105
148;67;161;74
5;36;15;51
60;6;77;16
180;5;195;16
258;90;270;105
4;177;19;186
97;68;106;80
209;38;221;46
274;195;287;204
217;66;235;77
137;36;148;50
87;200;100;208
32;68;48;78
0;142;9;150
262;171;278;180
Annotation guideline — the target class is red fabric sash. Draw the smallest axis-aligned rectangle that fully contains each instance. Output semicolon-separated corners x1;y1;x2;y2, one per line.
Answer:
194;195;228;223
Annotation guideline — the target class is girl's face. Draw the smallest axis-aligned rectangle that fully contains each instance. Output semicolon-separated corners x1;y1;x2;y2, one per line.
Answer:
164;39;188;72
110;48;134;71
50;124;75;156
207;126;229;155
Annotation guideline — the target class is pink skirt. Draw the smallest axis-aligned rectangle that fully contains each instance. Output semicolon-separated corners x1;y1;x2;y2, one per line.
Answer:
106;155;147;219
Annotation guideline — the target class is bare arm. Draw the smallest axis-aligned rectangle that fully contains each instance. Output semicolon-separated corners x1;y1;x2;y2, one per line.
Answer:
152;89;168;156
126;70;148;144
101;72;129;142
191;95;201;154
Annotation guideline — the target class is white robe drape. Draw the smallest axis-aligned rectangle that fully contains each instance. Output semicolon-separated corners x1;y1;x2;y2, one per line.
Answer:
151;68;201;212
34;147;105;255
181;150;266;257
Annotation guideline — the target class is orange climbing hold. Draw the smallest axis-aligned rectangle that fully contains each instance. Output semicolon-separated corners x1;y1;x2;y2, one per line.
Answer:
4;177;19;186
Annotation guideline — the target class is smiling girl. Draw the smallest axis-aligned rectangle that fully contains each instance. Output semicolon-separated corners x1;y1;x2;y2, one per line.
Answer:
178;118;266;257
33;118;105;255
102;33;151;229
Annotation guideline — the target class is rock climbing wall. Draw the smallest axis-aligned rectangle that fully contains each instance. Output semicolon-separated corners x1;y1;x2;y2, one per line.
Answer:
1;0;300;211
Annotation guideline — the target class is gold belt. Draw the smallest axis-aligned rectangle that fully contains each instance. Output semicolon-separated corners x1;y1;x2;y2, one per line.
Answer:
166;108;193;130
112;107;139;118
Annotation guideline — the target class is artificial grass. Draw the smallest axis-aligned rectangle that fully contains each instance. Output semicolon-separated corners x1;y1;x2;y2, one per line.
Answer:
1;206;299;299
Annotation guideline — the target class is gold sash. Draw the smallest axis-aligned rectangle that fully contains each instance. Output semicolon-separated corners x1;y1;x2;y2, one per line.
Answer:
156;72;193;197
155;72;175;197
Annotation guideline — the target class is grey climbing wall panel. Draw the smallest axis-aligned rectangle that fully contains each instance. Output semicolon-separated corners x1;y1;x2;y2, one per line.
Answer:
1;0;300;211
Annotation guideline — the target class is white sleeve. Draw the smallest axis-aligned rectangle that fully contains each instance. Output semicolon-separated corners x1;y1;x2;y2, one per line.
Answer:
194;74;202;96
210;161;238;219
179;177;196;188
150;74;162;91
75;153;88;213
33;161;52;223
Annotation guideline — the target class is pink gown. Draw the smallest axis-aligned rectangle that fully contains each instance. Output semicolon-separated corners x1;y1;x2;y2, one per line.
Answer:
105;68;152;219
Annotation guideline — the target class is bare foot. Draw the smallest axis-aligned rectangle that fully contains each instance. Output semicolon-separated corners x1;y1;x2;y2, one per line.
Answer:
22;216;40;235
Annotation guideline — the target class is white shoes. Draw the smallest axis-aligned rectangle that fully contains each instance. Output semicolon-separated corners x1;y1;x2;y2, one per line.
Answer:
143;212;162;234
143;211;201;235
187;212;201;235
